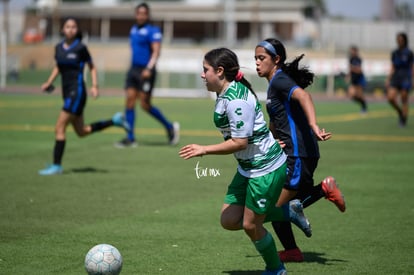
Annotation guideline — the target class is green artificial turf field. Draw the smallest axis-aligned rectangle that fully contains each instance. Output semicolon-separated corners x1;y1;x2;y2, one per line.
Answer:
0;93;413;274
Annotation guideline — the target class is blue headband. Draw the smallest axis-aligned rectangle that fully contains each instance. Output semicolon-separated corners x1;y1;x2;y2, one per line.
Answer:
257;41;277;56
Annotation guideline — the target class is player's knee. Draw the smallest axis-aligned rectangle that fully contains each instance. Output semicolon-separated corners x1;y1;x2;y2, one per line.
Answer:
242;220;256;233
74;127;89;137
54;128;65;139
126;99;136;109
220;215;240;231
140;101;151;111
387;95;395;103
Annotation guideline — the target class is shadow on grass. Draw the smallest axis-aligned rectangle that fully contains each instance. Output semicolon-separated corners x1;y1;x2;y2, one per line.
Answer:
138;140;172;146
69;167;109;173
222;271;262;275
222;251;347;274
303;251;348;265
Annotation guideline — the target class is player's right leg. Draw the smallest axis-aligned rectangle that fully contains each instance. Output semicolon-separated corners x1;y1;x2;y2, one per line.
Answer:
115;87;138;148
39;110;71;175
243;167;287;274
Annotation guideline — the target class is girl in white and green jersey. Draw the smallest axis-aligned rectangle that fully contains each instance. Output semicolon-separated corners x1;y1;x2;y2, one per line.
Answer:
179;48;287;275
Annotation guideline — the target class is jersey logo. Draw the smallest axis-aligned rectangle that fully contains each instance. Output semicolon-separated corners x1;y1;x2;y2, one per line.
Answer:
67;53;77;59
139;28;148;35
235;108;242;115
257;198;267;208
153;33;162;40
236;120;244;129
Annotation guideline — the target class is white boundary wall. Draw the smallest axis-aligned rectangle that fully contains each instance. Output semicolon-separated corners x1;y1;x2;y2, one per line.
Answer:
319;19;414;51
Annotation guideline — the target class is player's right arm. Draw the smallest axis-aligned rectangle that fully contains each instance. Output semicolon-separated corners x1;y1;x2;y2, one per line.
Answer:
41;65;59;92
386;52;396;88
179;138;248;159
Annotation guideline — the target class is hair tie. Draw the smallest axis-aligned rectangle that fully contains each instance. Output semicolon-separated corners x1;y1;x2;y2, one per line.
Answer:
235;71;244;82
257;41;277;56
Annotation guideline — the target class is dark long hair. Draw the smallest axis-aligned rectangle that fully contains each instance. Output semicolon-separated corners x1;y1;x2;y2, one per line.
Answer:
62;17;83;41
204;47;256;97
263;38;314;89
136;2;150;12
397;32;408;48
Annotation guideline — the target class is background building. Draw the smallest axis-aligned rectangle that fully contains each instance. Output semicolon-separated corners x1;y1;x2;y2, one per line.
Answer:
1;0;413;94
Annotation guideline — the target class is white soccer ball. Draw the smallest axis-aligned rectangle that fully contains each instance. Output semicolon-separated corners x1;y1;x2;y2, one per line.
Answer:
84;244;123;275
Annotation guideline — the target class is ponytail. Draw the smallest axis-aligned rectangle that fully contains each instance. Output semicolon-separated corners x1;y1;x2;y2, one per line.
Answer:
259;38;315;89
281;54;314;89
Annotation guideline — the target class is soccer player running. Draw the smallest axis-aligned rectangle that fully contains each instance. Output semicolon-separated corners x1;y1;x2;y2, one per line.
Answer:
38;17;129;175
347;45;368;113
179;48;288;275
386;32;414;127
255;38;346;262
115;3;179;148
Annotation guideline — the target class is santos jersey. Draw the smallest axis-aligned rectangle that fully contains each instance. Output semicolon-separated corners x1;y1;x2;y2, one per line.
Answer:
129;23;162;67
54;39;92;96
214;81;286;178
266;69;319;158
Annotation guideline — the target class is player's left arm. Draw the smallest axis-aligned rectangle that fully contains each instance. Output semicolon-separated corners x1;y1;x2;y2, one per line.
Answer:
82;46;99;98
141;41;161;80
411;52;414;80
291;87;331;141
147;41;161;70
87;61;99;99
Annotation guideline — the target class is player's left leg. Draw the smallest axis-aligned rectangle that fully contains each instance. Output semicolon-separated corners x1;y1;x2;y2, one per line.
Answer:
387;86;404;125
354;85;367;113
71;113;129;137
400;89;409;126
244;208;286;274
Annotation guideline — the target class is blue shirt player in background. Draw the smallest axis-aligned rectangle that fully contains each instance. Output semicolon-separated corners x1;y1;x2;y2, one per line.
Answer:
38;17;129;175
347;45;367;113
115;3;180;148
386;32;414;127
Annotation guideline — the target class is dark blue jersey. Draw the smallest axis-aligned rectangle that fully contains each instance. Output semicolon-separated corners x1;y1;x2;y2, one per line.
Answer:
54;39;91;115
349;55;365;85
266;69;319;158
349;56;362;67
390;47;413;90
392;47;414;70
54;39;92;96
129;23;162;67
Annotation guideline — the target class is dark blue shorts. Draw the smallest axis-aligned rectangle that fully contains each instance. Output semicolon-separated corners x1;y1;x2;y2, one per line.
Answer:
351;74;366;87
62;86;87;116
125;66;156;94
284;157;318;192
391;71;412;91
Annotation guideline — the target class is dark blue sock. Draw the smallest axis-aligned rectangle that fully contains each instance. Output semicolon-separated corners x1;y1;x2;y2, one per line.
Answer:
149;106;172;130
282;203;290;220
125;108;135;141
